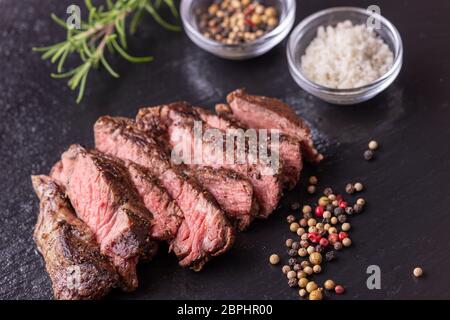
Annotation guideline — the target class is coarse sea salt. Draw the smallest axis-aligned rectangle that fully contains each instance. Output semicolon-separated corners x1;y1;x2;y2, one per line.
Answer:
301;20;394;89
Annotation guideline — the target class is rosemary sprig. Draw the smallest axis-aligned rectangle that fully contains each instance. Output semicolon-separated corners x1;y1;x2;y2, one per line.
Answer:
33;0;180;103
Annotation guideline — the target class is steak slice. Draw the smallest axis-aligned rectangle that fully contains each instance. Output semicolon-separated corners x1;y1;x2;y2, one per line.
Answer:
195;106;303;190
184;166;258;231
52;145;157;291
94;116;235;270
32;175;118;300
136;103;283;218
226;88;323;163
127;161;183;240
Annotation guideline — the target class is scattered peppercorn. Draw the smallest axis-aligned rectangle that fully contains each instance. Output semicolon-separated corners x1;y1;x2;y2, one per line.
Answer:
338;214;347;223
333;242;343;251
307;185;316;194
288;248;298;257
309;252;322;265
341;222;351;232
345;183;355;194
309;289;323;300
318;196;329;207
282;265;291;274
288;278;298;287
334;207;344;216
335;285;345;294
298;278;309;288
302;205;312;215
364;149;374;161
287;270;297;279
354;182;364;192
297;271;307;279
309;176;318;185
368;140;379;150
198;0;280;45
298;248;307;257
303;266;313;275
299;288;307;297
342;238;352;247
285;238;294;248
323;187;333;196
353;203;364;213
290;222;300;232
356;198;366;206
293;263;301;272
299;218;308;227
288;257;297;266
286;214;296;223
291;241;300;250
345;207;354;215
306;281;318;293
413;267;423;278
325;250;337;262
324;279;335;290
269;254;280;265
313;265;322;274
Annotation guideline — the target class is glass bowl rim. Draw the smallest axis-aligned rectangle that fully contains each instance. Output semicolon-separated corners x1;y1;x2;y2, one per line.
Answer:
287;6;404;93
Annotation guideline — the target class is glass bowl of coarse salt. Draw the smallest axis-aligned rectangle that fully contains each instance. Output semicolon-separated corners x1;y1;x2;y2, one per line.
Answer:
287;7;403;105
181;0;296;60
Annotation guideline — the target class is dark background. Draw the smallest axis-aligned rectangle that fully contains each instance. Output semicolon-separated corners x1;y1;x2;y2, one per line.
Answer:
1;0;449;300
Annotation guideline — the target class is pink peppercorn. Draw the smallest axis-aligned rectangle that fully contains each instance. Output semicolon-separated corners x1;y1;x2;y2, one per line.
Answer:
315;206;324;217
339;200;347;208
335;285;345;294
308;232;321;243
328;233;339;244
319;238;329;247
338;232;348;241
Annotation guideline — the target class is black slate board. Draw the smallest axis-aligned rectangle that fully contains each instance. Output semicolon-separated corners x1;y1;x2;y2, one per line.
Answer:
1;0;449;300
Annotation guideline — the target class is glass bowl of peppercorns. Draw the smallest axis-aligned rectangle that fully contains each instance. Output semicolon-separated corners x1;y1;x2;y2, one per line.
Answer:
181;0;296;60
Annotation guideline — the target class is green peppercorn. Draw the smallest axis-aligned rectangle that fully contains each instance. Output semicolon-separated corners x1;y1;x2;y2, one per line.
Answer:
301;261;310;268
298;278;309;288
299;288;307;297
287;270;297;279
313;265;322;273
290;222;300;232
306;281;318;293
303;266;313;275
297;228;306;236
318;196;329;207
297;271;307;279
309;289;323;300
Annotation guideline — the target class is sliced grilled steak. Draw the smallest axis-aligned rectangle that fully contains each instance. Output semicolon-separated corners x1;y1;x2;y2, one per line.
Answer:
51;145;157;291
127;161;183;240
32;175;118;300
225;89;322;163
136;103;283;218
94;116;234;270
184;166;258;230
195;106;303;190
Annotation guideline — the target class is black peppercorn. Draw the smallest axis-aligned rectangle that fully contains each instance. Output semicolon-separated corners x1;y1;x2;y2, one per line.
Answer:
315;245;324;253
286;215;296;223
334;242;343;251
303;212;312;219
334;207;344;216
326;204;334;212
325;250;337;262
323;187;333;196
293;263;301;271
338;214;347;223
291;202;300;210
288;257;297;266
364;150;374;161
291;242;300;250
354;203;364;213
288;248;298;257
288;278;298;288
345;207;354;215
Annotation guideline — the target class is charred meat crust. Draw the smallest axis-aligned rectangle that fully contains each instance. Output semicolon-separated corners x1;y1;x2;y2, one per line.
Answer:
32;175;118;300
226;88;322;163
136;102;283;218
94;116;235;270
52;145;157;291
197;106;303;190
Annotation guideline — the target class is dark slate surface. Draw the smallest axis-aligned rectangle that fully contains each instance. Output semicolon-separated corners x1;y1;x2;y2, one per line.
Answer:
1;0;449;300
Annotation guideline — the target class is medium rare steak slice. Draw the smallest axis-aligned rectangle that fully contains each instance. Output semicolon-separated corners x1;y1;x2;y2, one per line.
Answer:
52;145;157;291
32;175;118;300
136;103;283;218
127;161;183;240
196;106;303;190
94;116;234;270
226;89;322;163
184;166;258;231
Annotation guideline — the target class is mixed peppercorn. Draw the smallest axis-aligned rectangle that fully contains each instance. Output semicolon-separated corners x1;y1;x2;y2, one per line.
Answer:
271;177;368;300
197;0;280;45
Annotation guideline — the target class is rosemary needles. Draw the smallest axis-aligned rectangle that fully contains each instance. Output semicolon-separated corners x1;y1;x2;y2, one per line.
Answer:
33;0;180;103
